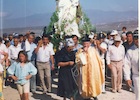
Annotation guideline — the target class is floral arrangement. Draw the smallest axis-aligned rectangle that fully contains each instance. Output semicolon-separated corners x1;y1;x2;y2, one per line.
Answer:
44;3;96;51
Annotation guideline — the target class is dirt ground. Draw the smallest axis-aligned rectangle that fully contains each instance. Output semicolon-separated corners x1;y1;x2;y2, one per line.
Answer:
3;75;135;100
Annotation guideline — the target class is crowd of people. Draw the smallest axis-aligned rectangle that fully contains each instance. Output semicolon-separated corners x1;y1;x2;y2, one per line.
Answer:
0;26;139;100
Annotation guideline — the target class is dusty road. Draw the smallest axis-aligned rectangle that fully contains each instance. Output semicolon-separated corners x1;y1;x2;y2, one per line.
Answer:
3;75;135;100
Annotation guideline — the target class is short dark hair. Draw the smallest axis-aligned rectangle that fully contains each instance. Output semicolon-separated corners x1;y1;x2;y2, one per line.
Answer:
8;34;13;36
30;32;35;35
72;35;78;40
34;36;41;44
4;40;10;45
126;31;133;36
42;34;51;40
107;31;111;36
13;36;19;39
16;51;29;63
122;27;126;30
19;34;23;38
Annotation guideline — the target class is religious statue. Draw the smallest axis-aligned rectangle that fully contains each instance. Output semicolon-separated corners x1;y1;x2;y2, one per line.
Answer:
57;0;81;37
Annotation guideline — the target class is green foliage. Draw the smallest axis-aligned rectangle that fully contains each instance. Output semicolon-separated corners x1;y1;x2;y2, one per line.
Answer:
46;11;59;34
51;34;62;51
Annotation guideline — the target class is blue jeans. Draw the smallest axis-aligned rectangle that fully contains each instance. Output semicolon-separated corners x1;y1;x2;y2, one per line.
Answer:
30;61;36;92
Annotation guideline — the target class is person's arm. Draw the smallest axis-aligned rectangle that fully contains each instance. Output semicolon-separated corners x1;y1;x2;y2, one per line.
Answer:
7;62;18;81
96;41;107;54
58;61;74;67
122;46;125;66
1;51;8;63
106;46;111;69
34;40;42;54
50;55;55;70
123;50;132;87
0;64;3;76
26;62;37;80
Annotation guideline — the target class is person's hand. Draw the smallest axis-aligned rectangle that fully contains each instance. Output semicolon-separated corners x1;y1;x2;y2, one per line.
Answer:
11;76;18;81
96;40;100;46
38;40;43;47
69;61;74;66
126;80;132;87
25;75;32;80
108;64;112;69
51;64;55;70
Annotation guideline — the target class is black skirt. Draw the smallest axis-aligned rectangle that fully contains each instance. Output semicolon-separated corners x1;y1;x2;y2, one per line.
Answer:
57;67;77;98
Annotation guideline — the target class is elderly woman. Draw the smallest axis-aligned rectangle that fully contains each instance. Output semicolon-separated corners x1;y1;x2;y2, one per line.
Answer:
56;38;77;100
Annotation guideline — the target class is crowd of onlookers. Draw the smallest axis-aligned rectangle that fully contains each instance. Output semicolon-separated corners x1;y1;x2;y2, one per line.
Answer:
0;26;139;100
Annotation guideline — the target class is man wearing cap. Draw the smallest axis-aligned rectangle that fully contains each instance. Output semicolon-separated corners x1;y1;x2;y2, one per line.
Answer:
108;30;118;45
76;34;104;100
96;33;107;94
56;38;77;100
123;31;139;100
106;35;125;93
35;35;55;93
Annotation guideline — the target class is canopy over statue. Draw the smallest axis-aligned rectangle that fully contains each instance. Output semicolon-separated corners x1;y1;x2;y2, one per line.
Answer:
58;0;81;37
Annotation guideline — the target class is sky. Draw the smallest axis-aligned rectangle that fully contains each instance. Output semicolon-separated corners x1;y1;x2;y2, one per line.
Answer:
0;0;138;19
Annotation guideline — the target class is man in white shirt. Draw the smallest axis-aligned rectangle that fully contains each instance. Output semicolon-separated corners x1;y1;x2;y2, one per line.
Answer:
107;30;118;45
72;35;83;53
23;33;37;93
96;33;107;94
9;37;22;64
106;35;125;93
123;31;139;100
35;35;55;93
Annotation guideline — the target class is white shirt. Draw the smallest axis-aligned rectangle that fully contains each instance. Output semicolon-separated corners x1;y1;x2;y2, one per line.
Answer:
9;44;22;60
0;43;8;59
36;45;55;62
5;47;11;60
104;38;114;46
98;42;107;59
73;43;83;52
106;44;125;65
123;45;139;80
48;42;53;49
0;53;3;72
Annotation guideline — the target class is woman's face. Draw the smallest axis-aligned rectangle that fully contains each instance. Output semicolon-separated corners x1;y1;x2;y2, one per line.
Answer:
67;46;74;52
19;53;26;63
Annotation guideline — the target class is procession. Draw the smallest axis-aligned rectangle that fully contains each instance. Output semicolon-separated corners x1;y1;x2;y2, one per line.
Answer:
0;0;139;100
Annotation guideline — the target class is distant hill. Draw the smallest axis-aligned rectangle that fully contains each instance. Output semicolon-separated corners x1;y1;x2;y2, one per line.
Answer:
2;9;138;29
1;20;138;35
84;9;138;24
1;10;138;35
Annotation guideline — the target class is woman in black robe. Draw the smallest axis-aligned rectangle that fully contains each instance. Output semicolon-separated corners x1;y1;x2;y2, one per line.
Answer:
57;38;77;100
